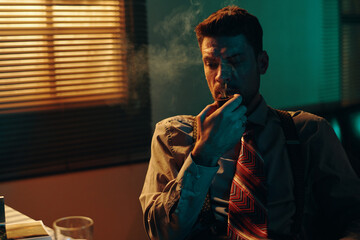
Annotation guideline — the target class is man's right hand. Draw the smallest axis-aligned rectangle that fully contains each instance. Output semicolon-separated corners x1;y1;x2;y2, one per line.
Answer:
191;94;247;167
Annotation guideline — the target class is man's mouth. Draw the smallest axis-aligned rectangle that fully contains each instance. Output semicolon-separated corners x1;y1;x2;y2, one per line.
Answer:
215;84;241;107
216;85;239;100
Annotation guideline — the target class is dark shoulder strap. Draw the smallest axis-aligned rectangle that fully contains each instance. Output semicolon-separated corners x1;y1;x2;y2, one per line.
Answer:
274;109;305;236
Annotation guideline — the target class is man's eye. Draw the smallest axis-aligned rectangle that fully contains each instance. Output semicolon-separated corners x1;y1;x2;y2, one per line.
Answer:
229;56;245;66
205;61;218;69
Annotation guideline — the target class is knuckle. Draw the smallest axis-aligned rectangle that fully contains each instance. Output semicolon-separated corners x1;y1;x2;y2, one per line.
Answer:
236;95;243;103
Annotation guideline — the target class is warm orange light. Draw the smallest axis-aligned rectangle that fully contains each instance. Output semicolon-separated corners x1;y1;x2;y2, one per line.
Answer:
0;0;128;113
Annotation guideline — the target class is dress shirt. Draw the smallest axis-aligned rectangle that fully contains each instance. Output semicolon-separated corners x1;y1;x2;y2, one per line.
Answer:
139;97;360;240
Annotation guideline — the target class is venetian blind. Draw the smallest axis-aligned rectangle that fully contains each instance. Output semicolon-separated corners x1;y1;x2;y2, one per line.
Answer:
0;0;128;113
0;0;151;181
319;0;341;103
341;0;360;105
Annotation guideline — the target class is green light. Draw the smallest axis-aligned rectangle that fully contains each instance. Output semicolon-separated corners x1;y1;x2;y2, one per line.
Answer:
330;118;341;141
351;112;360;139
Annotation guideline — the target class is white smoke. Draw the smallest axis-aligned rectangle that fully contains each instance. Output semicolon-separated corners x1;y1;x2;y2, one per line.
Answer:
148;3;204;87
221;0;242;7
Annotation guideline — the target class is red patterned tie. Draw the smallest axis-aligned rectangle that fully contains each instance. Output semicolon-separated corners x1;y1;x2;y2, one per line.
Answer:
227;133;268;239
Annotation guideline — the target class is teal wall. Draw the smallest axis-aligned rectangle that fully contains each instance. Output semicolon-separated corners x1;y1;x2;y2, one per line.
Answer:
147;0;340;125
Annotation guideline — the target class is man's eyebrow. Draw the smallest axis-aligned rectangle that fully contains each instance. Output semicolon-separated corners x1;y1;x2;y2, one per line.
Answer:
226;53;244;59
203;56;217;61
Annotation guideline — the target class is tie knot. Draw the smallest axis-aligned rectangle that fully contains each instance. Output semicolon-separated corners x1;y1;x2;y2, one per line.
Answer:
243;123;255;142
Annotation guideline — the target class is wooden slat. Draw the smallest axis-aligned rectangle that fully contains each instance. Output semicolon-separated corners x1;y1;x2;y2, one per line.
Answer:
0;14;122;17
0;58;124;67
0;64;126;74
0;26;124;31
0;86;124;100
0;36;125;43
0;8;119;12
0;28;124;36
0;52;126;61
0;73;125;84
0;47;125;55
0;68;126;79
0;21;123;24
0;42;123;49
0;3;120;6
0;81;126;92
0;90;126;106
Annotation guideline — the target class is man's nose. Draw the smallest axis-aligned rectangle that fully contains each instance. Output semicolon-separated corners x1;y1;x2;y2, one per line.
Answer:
215;61;231;84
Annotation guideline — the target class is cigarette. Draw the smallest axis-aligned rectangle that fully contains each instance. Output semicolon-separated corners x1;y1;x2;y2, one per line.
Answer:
217;83;229;107
221;83;228;99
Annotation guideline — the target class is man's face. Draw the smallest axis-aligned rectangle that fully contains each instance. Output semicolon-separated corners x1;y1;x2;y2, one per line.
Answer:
201;34;267;107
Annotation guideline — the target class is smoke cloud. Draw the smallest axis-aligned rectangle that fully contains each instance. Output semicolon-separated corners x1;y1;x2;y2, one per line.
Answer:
148;3;204;86
221;0;241;7
143;1;245;122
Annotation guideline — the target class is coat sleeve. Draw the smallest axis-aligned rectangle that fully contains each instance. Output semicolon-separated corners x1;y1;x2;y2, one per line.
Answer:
139;117;219;240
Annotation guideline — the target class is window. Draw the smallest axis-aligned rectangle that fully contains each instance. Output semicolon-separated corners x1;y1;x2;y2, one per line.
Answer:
0;0;151;181
0;0;129;113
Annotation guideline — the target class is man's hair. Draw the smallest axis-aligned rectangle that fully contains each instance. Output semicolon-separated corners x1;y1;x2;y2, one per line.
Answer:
195;6;263;56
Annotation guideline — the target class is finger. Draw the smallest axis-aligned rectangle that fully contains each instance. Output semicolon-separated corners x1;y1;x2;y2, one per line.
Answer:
225;102;247;121
233;115;247;128
239;115;247;123
197;103;217;123
195;103;217;141
222;94;243;112
232;104;247;116
239;115;248;128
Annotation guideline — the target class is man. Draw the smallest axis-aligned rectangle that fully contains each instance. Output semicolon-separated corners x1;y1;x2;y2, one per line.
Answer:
140;6;360;240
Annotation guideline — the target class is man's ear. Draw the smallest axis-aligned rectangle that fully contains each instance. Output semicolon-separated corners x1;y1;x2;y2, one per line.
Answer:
257;51;269;74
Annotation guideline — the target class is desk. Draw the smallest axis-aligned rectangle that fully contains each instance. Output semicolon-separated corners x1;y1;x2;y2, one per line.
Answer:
5;205;55;239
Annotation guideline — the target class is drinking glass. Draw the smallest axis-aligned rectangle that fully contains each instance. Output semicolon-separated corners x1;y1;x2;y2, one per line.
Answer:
53;216;93;240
